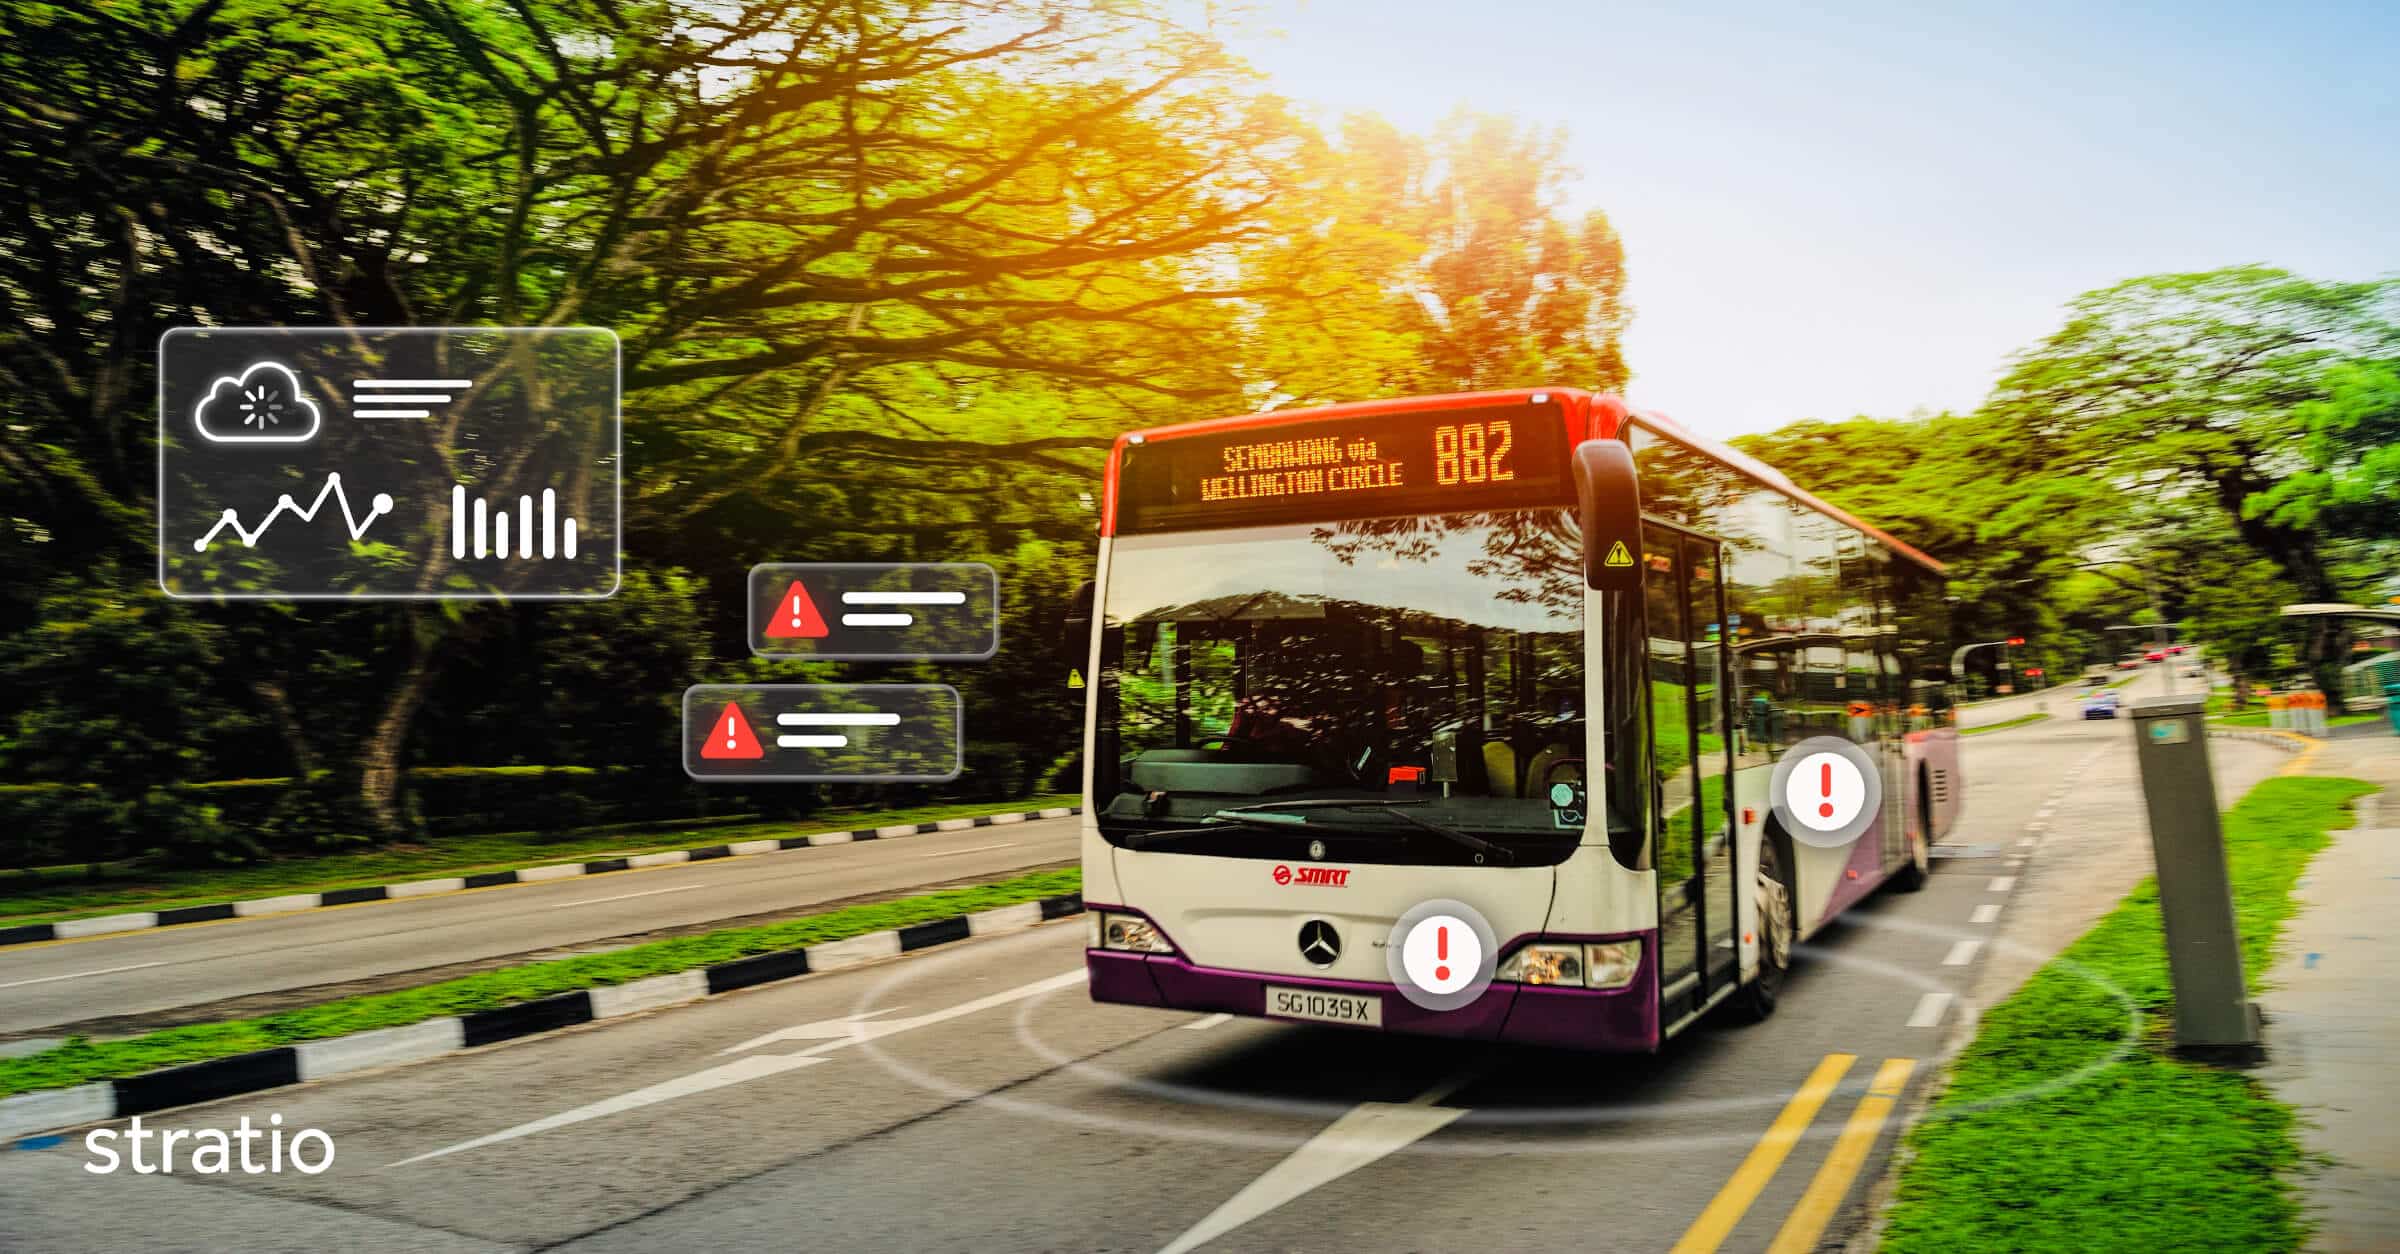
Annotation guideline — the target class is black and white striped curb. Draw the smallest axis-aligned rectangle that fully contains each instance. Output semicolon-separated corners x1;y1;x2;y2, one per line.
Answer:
0;805;1081;950
0;892;1086;1141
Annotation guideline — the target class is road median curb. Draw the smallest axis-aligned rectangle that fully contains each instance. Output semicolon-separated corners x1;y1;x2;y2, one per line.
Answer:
0;805;1081;950
0;892;1086;1141
2207;727;2311;752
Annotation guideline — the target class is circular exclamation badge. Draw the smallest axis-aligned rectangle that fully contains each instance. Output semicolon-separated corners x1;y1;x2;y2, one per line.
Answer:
1768;735;1883;849
1386;899;1497;1012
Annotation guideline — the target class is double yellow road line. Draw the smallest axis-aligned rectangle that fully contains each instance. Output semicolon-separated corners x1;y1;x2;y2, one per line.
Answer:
1670;1053;1918;1254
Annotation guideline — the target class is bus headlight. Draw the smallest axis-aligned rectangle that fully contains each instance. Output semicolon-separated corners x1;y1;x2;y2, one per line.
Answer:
1495;940;1641;988
1097;912;1174;954
1496;944;1583;986
1582;941;1642;989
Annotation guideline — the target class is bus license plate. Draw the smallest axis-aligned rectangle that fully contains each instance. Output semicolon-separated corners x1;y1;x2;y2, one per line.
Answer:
1266;987;1382;1027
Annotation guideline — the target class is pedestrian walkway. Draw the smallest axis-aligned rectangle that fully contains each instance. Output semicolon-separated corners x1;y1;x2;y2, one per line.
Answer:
2260;726;2400;1253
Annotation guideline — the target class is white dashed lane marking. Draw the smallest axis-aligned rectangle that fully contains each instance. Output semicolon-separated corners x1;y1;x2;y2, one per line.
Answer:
1942;940;1982;966
1988;876;2016;892
1970;904;2001;924
1906;992;1953;1028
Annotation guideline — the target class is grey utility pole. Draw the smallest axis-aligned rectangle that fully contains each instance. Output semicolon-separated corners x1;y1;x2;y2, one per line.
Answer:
2129;694;2263;1062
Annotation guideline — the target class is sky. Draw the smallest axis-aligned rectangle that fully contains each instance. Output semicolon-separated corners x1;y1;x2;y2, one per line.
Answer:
1212;0;2400;438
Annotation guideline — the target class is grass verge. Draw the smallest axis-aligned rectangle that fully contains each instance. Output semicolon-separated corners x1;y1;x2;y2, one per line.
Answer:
0;793;1076;927
0;866;1082;1100
1962;711;2052;737
1879;775;2375;1253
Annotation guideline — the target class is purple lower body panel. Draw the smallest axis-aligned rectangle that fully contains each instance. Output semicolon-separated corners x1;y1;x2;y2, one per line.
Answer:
1087;944;1660;1053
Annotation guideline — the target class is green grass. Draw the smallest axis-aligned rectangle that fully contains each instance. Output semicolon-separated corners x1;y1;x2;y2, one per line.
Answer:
0;793;1077;927
1880;775;2375;1254
0;866;1082;1100
1962;711;2052;737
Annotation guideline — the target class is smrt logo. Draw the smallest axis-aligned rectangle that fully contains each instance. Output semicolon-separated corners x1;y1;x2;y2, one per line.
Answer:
1273;863;1350;887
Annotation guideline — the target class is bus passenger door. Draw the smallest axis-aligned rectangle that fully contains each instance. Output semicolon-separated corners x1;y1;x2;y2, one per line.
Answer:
1647;524;1740;1017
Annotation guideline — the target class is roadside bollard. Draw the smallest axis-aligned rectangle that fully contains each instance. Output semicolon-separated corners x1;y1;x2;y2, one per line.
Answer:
2130;695;2265;1062
2386;681;2400;736
2267;694;2288;731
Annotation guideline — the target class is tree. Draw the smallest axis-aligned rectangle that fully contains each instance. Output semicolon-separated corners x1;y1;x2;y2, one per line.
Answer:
0;586;247;868
1983;266;2400;701
0;0;1318;834
2250;360;2400;543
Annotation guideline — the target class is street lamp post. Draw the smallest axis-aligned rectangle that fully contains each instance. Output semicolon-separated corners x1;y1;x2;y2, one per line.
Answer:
1951;639;2016;700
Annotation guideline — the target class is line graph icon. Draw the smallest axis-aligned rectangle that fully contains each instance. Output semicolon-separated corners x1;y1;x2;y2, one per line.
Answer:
193;473;392;551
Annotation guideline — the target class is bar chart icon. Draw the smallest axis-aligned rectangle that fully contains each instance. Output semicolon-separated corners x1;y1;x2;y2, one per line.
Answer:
452;484;580;560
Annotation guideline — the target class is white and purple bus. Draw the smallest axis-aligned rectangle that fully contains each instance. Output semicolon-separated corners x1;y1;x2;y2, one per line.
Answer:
1078;388;1960;1050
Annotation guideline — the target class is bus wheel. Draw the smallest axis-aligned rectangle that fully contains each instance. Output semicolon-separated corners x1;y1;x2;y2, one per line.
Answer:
1891;769;1933;892
1728;834;1794;1024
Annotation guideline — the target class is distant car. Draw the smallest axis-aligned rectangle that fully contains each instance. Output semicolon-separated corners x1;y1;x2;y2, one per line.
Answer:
2145;650;2167;663
2116;657;2144;670
2179;665;2204;677
2083;692;2121;719
2166;644;2191;656
2084;673;2109;687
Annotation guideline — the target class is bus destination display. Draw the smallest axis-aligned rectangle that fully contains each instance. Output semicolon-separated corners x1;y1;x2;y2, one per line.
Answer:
1116;400;1571;532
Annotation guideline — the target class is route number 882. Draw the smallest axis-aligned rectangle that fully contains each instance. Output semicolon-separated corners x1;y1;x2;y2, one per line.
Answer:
1433;420;1514;486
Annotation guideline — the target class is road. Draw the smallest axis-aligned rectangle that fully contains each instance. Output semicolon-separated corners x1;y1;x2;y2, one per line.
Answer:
3;707;2285;1253
1955;661;2192;729
0;816;1080;1038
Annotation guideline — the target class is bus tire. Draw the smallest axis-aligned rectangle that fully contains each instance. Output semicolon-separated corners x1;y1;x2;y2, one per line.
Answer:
1727;828;1795;1024
1890;766;1933;892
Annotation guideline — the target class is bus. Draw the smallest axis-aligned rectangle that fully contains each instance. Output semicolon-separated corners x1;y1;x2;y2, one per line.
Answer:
1075;388;1960;1050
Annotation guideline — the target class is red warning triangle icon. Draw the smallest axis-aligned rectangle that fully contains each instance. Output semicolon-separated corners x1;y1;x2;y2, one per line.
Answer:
700;703;764;759
763;579;829;639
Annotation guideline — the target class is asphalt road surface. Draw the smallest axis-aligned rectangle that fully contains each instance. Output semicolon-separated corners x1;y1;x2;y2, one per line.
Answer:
1955;660;2190;729
4;704;2285;1253
0;815;1080;1037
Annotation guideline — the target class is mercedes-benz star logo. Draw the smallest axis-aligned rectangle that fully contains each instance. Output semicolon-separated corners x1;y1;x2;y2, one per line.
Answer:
1297;919;1341;968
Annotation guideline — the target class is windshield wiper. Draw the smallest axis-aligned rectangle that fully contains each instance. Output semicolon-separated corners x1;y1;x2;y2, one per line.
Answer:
1119;806;1328;848
1210;799;1518;866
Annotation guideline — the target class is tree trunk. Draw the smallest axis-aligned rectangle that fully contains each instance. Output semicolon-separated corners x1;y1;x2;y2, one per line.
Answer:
2214;471;2347;713
357;613;446;839
251;677;319;779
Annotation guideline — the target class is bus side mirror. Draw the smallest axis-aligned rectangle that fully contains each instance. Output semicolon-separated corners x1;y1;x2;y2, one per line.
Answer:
1575;439;1643;593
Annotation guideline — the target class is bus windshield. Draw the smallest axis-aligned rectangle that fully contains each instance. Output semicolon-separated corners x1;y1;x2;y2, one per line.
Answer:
1096;509;1598;849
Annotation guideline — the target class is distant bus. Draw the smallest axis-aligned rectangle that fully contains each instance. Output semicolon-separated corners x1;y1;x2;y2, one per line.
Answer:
1076;388;1961;1049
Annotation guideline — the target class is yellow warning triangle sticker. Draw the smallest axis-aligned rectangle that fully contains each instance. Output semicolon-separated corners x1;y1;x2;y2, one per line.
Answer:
1067;668;1086;689
1604;540;1634;567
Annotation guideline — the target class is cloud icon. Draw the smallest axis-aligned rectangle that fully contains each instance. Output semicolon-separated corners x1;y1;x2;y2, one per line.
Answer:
194;361;321;444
